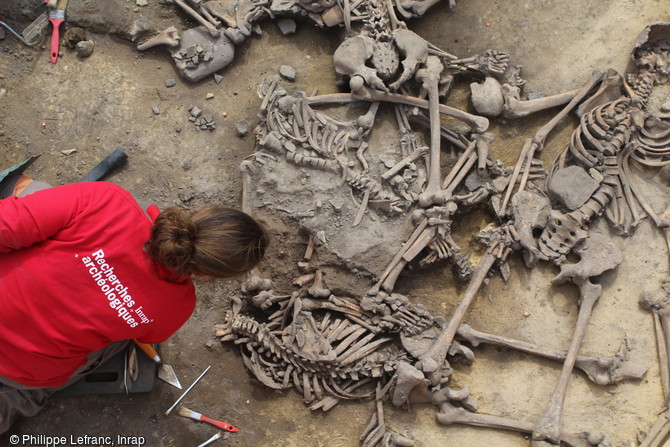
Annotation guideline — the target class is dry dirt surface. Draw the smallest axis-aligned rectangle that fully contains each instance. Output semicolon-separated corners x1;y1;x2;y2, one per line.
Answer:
1;0;670;446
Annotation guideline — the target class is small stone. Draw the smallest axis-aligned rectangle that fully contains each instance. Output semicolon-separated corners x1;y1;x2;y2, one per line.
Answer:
464;173;483;192
214;73;223;84
75;40;94;58
277;18;296;35
152;105;160;115
175;126;182;133
127;19;152;41
136;0;148;5
189;116;196;122
329;199;344;211
61;149;77;155
165;79;176;88
190;106;202;118
0;130;5;136
206;92;214;99
279;65;296;81
235;119;251;137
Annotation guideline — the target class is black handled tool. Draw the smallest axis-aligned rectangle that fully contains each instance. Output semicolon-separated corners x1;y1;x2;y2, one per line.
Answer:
79;148;128;182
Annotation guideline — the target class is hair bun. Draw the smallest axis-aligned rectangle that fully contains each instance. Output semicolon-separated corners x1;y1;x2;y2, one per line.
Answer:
145;207;198;275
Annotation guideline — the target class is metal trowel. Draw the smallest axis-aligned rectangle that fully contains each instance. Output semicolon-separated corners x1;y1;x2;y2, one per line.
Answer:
134;340;183;389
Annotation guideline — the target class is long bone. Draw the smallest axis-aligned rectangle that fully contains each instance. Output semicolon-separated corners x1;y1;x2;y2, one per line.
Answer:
437;403;610;447
368;217;429;296
304;92;489;133
531;233;622;446
502;86;582;119
174;0;221;37
381;146;429;181
416;55;447;207
499;69;621;119
499;70;607;216
639;409;670;447
456;324;646;386
416;227;510;385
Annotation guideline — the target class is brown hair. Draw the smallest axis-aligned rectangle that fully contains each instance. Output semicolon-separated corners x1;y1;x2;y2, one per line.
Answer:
144;206;268;278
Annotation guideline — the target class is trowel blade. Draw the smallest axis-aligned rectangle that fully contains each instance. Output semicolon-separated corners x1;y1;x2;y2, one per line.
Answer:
159;364;182;389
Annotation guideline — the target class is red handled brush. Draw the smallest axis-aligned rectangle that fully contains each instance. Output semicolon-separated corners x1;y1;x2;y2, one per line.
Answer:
177;406;239;432
48;0;68;63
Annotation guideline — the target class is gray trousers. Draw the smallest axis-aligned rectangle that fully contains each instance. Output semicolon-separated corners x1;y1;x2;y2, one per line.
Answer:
0;340;130;434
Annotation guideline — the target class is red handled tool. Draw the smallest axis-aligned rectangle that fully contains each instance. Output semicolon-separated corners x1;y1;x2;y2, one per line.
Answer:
177;406;239;432
48;0;68;63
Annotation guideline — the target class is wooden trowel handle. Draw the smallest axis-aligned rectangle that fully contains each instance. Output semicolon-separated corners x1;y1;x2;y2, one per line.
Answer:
133;339;161;364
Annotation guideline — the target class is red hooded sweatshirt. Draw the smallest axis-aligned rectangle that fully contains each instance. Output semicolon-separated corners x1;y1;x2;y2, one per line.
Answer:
0;182;196;387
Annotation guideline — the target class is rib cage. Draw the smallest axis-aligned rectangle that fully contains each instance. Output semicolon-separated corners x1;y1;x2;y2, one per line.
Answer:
540;68;669;262
218;291;436;410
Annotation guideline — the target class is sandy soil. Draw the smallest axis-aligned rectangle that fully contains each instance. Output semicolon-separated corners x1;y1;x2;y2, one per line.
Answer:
1;0;669;446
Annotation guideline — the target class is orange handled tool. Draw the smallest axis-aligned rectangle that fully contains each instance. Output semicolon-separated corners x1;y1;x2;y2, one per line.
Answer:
133;340;183;389
48;0;68;64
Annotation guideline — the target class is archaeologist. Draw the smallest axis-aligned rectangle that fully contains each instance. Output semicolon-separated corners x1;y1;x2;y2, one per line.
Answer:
0;175;269;433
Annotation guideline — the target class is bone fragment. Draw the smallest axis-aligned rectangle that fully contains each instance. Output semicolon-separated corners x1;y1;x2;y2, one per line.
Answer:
137;26;181;51
304;235;315;261
381;146;428;181
352;190;370;227
457;324;646;385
